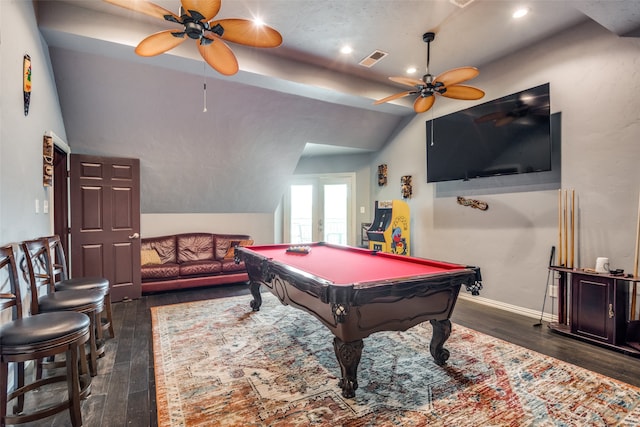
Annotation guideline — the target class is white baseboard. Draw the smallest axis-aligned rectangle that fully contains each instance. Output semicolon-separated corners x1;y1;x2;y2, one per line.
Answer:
458;293;558;323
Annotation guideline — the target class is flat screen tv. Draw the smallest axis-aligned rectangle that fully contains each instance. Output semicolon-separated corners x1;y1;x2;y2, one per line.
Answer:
426;83;551;183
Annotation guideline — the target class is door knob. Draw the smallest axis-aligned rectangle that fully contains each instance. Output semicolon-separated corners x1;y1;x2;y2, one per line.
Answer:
128;232;140;239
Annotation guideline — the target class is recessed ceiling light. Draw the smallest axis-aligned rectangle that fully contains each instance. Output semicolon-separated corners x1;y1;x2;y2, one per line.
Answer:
406;67;417;74
512;8;529;19
340;45;353;55
252;16;265;26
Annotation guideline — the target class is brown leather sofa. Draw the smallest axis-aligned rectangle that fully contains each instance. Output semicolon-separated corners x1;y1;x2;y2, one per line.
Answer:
140;232;253;293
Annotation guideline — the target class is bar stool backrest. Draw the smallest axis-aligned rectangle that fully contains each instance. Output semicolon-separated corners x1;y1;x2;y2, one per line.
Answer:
20;238;56;315
0;245;24;321
42;235;70;283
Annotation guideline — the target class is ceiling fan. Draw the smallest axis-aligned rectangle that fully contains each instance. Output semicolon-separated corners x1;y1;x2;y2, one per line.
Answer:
103;0;282;76
375;32;484;113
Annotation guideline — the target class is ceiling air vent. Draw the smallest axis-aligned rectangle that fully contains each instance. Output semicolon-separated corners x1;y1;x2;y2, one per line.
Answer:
359;50;388;68
450;0;475;8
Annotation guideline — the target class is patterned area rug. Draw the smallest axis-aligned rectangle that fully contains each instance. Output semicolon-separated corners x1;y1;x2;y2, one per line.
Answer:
151;294;640;426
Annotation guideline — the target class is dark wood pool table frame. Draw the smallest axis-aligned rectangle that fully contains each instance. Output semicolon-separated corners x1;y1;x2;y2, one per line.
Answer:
237;242;481;398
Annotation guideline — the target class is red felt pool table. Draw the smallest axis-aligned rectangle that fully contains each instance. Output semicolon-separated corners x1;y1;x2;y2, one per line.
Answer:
236;242;482;398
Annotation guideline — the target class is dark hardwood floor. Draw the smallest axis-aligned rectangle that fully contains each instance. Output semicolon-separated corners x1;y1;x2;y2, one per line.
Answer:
22;283;640;426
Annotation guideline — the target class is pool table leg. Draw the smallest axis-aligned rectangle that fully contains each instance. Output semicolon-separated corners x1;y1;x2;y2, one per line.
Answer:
332;337;363;398
249;281;262;311
429;319;451;365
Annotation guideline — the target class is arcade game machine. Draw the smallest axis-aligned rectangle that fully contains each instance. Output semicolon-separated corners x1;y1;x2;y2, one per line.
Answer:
366;200;410;256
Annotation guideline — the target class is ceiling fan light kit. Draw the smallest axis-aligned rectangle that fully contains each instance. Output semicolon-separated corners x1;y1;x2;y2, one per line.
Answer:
375;32;484;113
105;0;282;76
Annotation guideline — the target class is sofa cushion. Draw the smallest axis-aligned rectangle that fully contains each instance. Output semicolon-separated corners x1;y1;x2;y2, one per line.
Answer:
220;259;246;273
141;263;180;280
179;260;222;276
177;234;214;263
141;235;176;264
215;239;231;259
141;249;162;266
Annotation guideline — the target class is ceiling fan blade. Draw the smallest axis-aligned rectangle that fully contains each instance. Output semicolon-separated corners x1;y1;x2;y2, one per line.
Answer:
474;111;506;123
103;0;179;21
198;35;239;75
374;91;413;105
441;85;485;100
434;67;480;87
135;30;187;56
495;117;515;127
389;76;424;88
212;19;283;48
414;95;436;113
181;0;221;21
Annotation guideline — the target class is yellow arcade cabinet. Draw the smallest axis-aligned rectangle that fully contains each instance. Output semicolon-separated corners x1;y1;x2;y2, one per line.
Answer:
366;200;410;256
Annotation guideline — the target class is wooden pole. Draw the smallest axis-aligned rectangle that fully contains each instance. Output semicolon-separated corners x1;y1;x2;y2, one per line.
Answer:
564;190;568;267
631;192;640;320
570;189;575;268
635;191;640;278
558;189;563;267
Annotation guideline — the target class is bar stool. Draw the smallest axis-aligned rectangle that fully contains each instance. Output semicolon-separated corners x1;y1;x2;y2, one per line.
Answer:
21;238;104;377
43;235;114;340
0;245;91;427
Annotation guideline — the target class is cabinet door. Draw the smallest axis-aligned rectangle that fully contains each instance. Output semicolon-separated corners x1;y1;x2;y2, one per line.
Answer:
571;275;615;343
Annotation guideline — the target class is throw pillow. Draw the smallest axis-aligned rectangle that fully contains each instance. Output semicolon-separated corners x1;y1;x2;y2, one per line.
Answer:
223;239;254;259
141;248;162;266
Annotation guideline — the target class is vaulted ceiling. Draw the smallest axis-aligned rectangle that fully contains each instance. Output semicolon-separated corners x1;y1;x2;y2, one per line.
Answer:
36;0;640;213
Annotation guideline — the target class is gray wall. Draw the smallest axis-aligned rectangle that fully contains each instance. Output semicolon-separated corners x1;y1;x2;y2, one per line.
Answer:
371;20;640;316
0;1;67;245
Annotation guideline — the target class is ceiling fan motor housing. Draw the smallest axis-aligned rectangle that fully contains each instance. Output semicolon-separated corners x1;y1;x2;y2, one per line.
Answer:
184;21;204;39
423;32;435;43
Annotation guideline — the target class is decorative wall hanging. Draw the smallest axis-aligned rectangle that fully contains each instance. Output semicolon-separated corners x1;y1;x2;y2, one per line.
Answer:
43;135;54;186
23;54;31;116
377;164;388;186
457;196;488;211
401;176;412;199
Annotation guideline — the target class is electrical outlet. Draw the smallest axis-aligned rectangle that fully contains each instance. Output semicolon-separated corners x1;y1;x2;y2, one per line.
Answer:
35;199;39;213
548;284;557;298
43;200;49;213
360;206;365;214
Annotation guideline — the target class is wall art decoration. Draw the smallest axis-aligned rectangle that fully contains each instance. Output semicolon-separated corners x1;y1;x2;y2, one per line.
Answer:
23;54;32;116
43;135;54;186
378;164;388;186
401;175;412;199
457;196;489;211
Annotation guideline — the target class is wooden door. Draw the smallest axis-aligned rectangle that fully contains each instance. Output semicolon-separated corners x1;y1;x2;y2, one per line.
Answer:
70;154;141;302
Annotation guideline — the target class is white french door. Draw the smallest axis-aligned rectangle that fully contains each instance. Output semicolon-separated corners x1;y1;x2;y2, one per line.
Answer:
284;174;355;246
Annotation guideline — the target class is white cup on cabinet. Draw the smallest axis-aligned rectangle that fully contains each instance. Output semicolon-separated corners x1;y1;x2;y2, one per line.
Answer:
595;257;609;273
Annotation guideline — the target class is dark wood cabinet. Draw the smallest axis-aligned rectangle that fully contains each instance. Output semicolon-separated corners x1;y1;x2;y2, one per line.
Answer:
570;273;626;345
549;267;640;357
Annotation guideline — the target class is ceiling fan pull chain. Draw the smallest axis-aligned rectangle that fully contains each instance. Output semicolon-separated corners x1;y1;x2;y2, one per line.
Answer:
203;62;208;113
430;110;435;146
